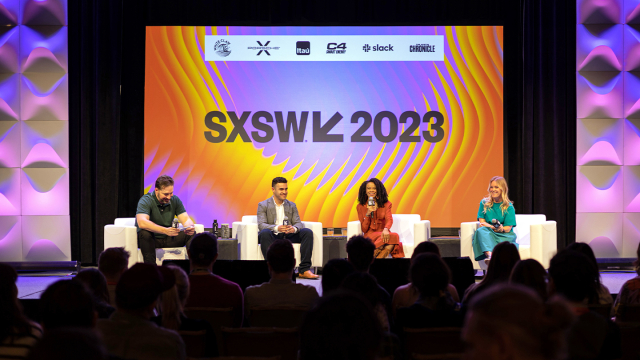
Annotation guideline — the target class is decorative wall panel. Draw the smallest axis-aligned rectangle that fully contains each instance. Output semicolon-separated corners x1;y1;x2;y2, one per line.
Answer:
578;0;640;257
0;0;68;261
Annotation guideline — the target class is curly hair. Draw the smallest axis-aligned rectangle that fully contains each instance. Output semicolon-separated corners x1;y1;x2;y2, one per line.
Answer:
357;178;389;207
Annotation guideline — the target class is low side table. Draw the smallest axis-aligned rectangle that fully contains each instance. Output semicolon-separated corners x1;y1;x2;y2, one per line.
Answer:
323;235;348;267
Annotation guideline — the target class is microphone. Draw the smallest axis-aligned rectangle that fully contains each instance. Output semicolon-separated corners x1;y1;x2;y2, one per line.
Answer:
491;219;502;229
367;197;376;217
172;218;179;230
283;216;289;226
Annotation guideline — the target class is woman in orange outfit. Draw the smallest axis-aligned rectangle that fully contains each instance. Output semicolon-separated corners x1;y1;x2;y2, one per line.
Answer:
355;178;405;258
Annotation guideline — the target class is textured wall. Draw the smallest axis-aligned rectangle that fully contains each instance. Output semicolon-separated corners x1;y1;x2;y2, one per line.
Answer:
0;0;69;261
576;0;640;257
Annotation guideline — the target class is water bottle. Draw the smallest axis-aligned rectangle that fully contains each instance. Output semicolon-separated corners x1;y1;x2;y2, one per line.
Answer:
213;219;219;237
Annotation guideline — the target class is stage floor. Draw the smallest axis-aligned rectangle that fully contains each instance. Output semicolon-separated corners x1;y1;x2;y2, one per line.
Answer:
16;270;637;299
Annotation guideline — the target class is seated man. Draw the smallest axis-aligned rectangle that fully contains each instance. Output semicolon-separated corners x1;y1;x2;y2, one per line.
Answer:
185;232;244;327
136;175;195;264
257;177;318;279
244;239;319;319
98;247;130;307
96;263;186;360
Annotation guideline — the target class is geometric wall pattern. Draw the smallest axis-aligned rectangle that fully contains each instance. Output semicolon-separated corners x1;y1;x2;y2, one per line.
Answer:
0;0;69;261
576;0;640;257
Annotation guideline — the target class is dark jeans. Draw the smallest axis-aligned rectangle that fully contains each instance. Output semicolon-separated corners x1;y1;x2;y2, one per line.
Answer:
138;229;194;264
259;228;314;274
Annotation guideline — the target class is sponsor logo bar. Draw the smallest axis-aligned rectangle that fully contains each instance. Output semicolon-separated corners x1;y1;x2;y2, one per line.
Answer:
204;35;444;61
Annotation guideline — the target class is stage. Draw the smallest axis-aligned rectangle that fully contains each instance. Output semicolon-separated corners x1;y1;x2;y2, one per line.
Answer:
16;270;638;300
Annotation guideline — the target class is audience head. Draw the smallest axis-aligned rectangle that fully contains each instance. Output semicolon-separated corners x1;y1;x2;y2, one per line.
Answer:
27;328;107;360
410;253;451;298
357;177;389;207
346;235;375;272
40;279;96;330
0;264;32;342
115;263;175;315
160;264;190;330
188;232;219;267
411;241;441;259
548;249;599;303
464;284;573;360
322;258;355;295
483;241;521;285
339;272;382;308
266;239;296;274
97;247;130;282
565;242;601;282
509;259;548;301
74;268;110;304
300;291;383;360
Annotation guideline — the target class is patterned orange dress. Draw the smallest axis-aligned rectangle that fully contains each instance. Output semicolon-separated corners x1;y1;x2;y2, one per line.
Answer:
356;201;405;258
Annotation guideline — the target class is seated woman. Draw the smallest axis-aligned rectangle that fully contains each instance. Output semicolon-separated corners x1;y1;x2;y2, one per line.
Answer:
356;178;404;258
473;176;517;263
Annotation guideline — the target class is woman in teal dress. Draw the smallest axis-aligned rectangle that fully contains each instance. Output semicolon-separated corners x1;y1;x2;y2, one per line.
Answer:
472;176;517;262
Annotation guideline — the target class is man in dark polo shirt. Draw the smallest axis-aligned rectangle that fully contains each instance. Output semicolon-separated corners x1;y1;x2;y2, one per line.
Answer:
136;175;195;264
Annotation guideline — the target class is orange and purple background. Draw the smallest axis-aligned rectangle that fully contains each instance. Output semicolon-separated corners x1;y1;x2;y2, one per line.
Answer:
144;26;503;227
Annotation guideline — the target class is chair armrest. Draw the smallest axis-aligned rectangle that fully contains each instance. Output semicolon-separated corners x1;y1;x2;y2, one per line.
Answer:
413;220;431;248
302;221;323;267
104;225;138;268
194;224;204;234
347;221;362;239
235;222;259;260
530;221;557;269
460;222;480;269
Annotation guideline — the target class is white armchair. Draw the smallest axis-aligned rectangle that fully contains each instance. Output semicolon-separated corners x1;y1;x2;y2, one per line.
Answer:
460;214;557;270
104;218;205;267
231;216;323;269
347;214;431;258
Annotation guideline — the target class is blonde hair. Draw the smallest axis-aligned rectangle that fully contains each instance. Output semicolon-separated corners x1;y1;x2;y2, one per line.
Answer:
482;176;513;215
160;264;190;331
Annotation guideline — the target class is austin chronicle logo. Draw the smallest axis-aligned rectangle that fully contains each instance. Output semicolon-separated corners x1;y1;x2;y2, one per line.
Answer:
296;41;310;55
214;39;231;57
247;41;280;56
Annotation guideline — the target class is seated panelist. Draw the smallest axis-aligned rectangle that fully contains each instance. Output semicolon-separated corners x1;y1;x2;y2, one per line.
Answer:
472;176;517;263
257;177;319;279
355;178;405;258
135;175;195;264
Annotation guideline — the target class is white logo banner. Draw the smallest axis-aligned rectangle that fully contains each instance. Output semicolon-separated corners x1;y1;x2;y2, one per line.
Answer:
204;35;444;61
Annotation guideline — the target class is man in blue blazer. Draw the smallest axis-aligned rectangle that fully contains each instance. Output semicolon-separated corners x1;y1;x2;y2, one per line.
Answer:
257;177;319;279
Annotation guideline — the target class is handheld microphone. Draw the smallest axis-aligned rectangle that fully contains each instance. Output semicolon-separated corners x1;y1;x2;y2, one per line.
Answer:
172;218;179;229
283;216;289;226
367;197;376;217
491;219;502;229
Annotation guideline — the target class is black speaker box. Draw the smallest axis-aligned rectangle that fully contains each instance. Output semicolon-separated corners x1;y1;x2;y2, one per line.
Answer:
164;259;294;292
369;257;475;298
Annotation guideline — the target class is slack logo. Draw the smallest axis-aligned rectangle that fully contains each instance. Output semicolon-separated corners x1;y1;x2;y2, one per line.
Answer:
296;41;310;55
363;44;394;52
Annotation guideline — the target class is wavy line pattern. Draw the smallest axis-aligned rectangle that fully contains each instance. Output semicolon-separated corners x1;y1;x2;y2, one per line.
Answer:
144;26;504;227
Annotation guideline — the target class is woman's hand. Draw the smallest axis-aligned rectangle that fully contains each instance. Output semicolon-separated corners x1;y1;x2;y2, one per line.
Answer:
497;224;504;233
366;204;378;216
382;228;390;243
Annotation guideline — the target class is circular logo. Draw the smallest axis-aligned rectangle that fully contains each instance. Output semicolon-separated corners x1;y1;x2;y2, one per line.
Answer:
214;39;231;57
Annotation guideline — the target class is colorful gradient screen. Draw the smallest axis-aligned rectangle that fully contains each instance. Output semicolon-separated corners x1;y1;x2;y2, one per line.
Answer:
144;26;504;227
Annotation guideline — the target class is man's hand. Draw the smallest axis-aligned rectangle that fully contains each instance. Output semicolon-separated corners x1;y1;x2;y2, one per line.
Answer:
165;227;180;237
277;225;289;233
184;226;195;235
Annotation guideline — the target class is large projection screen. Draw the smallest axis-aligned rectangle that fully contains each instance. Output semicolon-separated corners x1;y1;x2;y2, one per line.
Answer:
144;26;504;228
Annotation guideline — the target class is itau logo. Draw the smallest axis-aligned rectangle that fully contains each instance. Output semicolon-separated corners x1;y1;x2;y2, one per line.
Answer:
248;41;280;56
296;41;310;55
214;39;231;57
362;44;372;52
